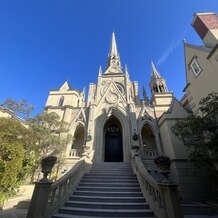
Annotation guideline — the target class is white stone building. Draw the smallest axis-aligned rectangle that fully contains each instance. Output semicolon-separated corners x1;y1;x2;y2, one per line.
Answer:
44;30;211;202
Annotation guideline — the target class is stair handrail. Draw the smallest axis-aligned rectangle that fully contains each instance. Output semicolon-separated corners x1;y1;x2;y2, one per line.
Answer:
131;151;183;218
27;159;89;218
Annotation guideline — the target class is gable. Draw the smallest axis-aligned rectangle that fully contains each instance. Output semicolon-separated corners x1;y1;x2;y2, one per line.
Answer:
168;98;190;118
60;81;71;91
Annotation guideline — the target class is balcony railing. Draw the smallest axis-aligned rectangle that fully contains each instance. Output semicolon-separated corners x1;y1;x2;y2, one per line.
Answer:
69;148;83;157
142;148;158;159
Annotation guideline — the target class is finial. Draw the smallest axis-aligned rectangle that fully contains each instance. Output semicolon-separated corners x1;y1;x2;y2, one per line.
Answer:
98;65;102;76
82;86;86;94
183;38;186;44
125;64;129;75
109;31;118;57
67;73;70;82
143;86;149;102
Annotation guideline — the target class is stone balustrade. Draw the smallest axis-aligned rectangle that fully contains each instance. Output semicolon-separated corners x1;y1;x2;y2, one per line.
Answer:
68;148;83;157
142;148;158;159
131;151;183;218
27;159;88;218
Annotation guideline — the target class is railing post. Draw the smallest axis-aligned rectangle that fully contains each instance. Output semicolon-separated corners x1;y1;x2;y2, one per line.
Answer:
160;184;183;218
26;181;52;218
27;156;57;218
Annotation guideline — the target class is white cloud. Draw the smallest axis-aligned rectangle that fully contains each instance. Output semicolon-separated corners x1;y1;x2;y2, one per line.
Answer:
157;27;188;66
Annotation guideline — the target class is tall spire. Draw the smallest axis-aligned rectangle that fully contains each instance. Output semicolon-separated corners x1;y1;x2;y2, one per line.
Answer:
109;31;119;58
106;31;121;70
151;61;161;78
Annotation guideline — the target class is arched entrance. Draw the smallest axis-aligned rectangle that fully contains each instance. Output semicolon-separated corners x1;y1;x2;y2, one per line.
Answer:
104;115;123;162
141;124;156;149
71;125;85;157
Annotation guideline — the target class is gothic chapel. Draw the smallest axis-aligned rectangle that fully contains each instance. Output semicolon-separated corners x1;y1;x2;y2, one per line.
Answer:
45;32;208;201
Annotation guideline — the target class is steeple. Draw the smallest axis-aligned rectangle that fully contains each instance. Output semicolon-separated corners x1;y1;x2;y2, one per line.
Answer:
149;61;168;94
109;31;119;58
106;31;122;71
143;86;149;104
151;61;161;78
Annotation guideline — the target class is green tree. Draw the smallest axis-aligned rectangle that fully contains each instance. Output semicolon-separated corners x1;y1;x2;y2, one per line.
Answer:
28;112;71;157
171;92;218;176
1;99;33;119
0;117;27;206
0;100;71;204
27;112;72;181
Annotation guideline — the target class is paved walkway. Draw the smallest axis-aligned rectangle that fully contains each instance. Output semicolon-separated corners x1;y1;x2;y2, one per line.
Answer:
0;185;34;218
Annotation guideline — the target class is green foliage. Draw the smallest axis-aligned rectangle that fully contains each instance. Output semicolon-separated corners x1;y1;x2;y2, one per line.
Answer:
171;92;218;172
27;112;71;158
0;118;25;206
1;99;34;118
0;99;71;204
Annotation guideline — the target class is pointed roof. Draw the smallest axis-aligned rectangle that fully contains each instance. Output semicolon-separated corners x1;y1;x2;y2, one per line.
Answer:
151;61;161;78
109;31;119;57
60;81;71;91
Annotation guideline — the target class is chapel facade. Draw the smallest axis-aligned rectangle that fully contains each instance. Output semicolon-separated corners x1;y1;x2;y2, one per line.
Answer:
44;31;209;201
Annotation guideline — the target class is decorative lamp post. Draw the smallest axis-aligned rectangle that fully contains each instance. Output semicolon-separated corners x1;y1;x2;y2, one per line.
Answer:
132;129;139;141
40;156;57;182
85;130;92;142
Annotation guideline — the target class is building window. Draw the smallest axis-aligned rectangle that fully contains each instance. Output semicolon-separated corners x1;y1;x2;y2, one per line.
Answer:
190;59;202;77
58;96;64;107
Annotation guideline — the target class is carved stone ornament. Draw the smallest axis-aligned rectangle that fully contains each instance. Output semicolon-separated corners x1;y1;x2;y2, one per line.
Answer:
109;65;119;73
106;92;119;104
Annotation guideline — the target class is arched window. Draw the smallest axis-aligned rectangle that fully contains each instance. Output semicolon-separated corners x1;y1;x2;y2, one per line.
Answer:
159;83;165;93
141;124;156;149
153;85;158;93
72;125;85;149
58;96;64;107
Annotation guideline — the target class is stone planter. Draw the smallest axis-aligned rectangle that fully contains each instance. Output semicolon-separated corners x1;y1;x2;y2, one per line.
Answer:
40;156;57;182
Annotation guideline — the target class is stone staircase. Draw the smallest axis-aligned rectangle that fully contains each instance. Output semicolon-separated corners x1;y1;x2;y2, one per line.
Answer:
52;162;155;218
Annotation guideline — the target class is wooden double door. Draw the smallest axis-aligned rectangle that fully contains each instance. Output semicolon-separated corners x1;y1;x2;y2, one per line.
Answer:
105;125;123;162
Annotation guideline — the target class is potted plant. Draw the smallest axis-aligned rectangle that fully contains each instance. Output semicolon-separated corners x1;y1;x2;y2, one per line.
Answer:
154;154;171;174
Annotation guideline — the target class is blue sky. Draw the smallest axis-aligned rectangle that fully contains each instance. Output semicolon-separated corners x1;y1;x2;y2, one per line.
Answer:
0;1;217;115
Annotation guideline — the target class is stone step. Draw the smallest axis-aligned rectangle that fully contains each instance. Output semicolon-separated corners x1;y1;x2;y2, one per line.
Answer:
83;175;137;179
73;190;143;197
53;163;154;218
65;200;149;209
80;179;138;183
76;186;141;192
182;202;215;215
88;171;135;175
69;195;146;203
79;182;140;187
53;214;155;218
57;207;154;217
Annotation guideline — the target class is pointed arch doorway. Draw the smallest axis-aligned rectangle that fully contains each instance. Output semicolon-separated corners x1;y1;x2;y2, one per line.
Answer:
104;115;123;162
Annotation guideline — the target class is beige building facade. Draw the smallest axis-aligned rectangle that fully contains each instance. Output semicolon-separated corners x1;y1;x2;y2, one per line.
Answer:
182;12;218;115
